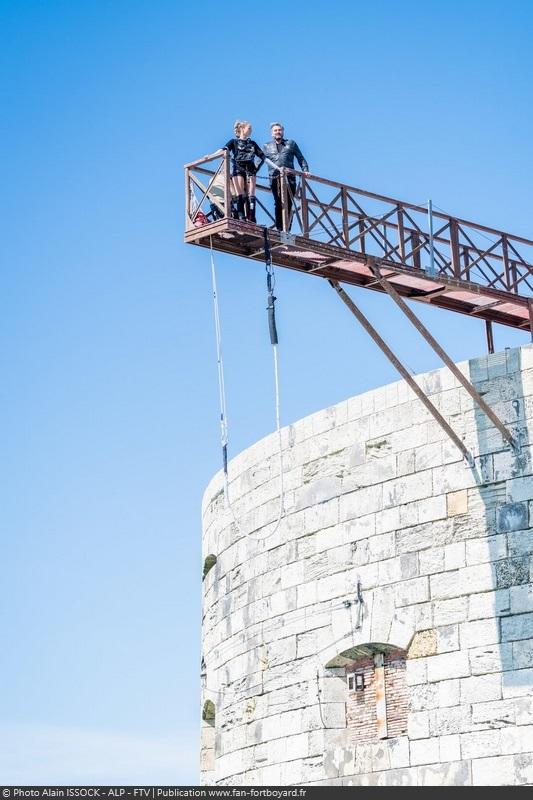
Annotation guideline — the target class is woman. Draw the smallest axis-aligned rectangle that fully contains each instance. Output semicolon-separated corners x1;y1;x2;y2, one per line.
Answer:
224;120;268;223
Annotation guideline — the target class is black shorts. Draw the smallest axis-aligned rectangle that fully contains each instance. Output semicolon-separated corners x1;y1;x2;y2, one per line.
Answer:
232;161;257;178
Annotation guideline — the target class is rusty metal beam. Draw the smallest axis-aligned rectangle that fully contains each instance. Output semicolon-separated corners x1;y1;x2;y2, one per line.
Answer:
329;280;473;464
369;262;518;451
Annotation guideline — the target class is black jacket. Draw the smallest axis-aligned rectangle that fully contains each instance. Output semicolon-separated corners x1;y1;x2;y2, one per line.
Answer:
263;138;309;179
224;138;265;172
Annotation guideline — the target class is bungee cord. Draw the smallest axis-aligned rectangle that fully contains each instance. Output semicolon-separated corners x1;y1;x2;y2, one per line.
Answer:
208;231;285;543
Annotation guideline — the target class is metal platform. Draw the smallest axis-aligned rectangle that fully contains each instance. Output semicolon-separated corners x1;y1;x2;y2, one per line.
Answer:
185;151;530;461
185;151;533;334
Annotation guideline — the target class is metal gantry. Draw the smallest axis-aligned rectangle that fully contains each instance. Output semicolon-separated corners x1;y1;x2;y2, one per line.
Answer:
185;151;527;458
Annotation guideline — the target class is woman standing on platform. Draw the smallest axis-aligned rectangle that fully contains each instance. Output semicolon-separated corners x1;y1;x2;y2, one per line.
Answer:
223;121;271;223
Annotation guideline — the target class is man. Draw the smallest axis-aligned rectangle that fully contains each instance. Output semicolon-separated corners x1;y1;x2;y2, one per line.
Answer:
263;122;309;230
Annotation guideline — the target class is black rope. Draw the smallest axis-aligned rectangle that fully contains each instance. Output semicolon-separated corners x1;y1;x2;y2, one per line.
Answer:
264;228;278;345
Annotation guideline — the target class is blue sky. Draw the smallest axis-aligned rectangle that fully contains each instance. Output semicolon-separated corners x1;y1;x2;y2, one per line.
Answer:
1;0;533;785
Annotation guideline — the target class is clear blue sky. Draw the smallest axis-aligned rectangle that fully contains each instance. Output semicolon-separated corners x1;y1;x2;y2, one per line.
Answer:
1;0;533;785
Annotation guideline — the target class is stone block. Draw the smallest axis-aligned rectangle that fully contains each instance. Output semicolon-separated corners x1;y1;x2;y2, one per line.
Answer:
406;658;427;686
389;608;417;651
368;531;395;562
399;501;419;528
418;495;447;524
501;612;533;642
460;618;501;649
371;741;391;772
432;462;475;495
461;729;502;759
383;471;433;509
304;498;339;534
397;519;454;555
401;552;419;579
408;710;429;739
394;576;429;607
415;442;444;471
375;505;400;535
429;705;471;736
510;584;533;615
439;735;460;763
340;487;382;522
280;560;305;590
426;650;470;683
514;753;533;785
270;587;297;616
513;639;533;669
468;589;510;621
495;557;529;589
500;725;533;755
413;601;433;630
388;737;410;769
466;535;507;566
285;733;309;761
469;643;513;675
267;636;297;667
508;530;533;558
409;683;438;712
506;477;533;504
515;696;533;725
497;502;529;533
296;580;317;609
408;629;437;659
447;489;469;517
438;679;460;708
390;423;428;453
417;760;471;786
471;755;517;785
501;668;533;699
397;448;416;477
409;737;440;766
471;699;516;727
444;542;466;570
419;547;445;576
436;624;459;653
433;597;468;626
431;564;494;601
460;674;502;704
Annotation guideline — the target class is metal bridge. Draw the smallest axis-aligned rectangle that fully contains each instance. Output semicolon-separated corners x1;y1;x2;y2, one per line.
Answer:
185;150;533;340
184;150;533;459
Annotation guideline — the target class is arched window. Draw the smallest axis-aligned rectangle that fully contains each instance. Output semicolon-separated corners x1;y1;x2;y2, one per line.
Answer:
327;643;408;742
203;554;217;580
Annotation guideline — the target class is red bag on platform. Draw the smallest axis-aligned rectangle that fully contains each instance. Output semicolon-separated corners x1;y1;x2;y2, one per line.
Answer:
193;210;209;227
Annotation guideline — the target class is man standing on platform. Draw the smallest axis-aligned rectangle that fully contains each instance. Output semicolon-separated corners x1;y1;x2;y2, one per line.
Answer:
263;122;309;230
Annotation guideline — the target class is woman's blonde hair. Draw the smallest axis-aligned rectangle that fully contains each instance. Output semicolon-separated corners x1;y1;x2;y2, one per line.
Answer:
235;119;252;137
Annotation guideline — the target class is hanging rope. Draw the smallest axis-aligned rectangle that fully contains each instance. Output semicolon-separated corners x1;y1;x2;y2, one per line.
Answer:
209;234;285;541
248;229;285;541
210;239;228;471
209;237;241;535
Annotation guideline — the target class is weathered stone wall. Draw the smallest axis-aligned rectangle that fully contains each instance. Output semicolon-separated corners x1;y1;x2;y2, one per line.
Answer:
201;345;533;786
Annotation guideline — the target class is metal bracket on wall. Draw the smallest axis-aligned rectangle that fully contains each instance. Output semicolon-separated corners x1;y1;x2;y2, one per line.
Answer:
330;269;519;464
329;279;475;465
366;260;518;453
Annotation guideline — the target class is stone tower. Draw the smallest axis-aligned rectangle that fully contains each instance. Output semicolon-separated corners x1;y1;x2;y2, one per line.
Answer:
201;345;533;786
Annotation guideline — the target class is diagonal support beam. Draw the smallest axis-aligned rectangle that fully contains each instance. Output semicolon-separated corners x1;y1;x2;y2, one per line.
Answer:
368;261;518;451
329;280;473;464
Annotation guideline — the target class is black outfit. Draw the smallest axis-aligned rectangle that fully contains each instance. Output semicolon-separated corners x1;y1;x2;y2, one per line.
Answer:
223;137;267;222
224;138;265;178
263;138;309;230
